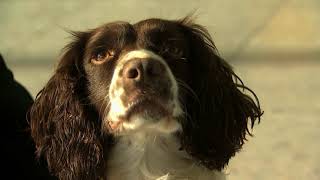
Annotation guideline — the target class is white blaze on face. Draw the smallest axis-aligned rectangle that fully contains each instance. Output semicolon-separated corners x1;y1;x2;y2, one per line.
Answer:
106;49;183;133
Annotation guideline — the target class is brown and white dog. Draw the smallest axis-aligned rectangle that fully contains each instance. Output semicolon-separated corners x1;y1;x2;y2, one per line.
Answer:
29;16;263;180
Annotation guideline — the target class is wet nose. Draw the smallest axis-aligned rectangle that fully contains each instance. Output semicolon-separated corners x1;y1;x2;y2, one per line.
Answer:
122;58;165;81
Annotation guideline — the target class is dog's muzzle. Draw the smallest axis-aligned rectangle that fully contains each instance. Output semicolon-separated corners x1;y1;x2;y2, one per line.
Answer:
107;50;182;133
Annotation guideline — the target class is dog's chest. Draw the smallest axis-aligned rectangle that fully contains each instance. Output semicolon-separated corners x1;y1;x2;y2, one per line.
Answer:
105;133;224;180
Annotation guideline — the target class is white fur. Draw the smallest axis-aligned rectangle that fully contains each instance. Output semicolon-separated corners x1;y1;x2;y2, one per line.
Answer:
121;49;163;62
107;49;182;133
105;131;226;180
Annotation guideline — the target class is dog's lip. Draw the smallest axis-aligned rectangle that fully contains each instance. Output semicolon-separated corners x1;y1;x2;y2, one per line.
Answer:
108;119;123;130
126;98;146;110
124;97;170;119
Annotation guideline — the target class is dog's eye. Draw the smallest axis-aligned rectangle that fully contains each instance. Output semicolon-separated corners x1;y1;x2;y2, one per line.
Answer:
91;50;115;65
162;46;184;59
169;47;182;56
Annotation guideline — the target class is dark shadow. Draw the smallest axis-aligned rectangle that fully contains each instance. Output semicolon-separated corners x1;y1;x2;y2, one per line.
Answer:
0;54;56;179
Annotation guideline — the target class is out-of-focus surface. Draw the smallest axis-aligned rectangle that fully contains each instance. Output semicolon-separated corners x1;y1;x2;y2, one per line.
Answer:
1;0;319;179
228;61;320;180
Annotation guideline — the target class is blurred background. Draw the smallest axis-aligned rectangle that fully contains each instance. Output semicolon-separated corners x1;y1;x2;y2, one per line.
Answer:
0;0;319;179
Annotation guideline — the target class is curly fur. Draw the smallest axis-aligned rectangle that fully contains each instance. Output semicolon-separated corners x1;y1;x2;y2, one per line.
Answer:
177;17;262;170
29;32;113;179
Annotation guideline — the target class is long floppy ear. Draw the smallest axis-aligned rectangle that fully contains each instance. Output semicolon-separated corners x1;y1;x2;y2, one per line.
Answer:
178;17;263;170
29;32;107;180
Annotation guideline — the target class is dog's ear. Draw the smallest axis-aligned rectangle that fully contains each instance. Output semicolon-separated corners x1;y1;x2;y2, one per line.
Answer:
177;17;263;170
29;31;110;180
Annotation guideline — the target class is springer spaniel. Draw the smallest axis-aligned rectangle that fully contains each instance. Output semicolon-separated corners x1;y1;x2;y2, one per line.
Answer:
29;16;263;180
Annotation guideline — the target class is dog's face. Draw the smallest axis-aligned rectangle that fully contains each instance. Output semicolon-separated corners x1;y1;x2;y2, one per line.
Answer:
83;20;190;134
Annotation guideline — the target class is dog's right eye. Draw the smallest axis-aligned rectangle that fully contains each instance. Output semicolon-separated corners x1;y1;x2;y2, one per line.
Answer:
91;50;115;65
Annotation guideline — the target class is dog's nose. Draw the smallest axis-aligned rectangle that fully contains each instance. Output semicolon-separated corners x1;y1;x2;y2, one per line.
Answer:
123;59;165;81
119;57;172;104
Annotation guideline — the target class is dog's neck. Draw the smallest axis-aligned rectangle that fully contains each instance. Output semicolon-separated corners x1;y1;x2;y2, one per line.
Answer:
105;131;225;180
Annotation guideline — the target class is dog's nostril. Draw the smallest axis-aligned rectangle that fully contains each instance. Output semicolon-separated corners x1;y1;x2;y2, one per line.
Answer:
123;60;143;80
126;68;139;79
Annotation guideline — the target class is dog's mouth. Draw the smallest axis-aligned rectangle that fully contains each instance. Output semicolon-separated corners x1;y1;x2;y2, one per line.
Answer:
107;96;173;131
125;97;170;120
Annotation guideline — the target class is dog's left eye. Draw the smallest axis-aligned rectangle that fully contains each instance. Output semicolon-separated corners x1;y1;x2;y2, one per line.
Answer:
169;47;182;56
91;50;115;65
161;46;182;57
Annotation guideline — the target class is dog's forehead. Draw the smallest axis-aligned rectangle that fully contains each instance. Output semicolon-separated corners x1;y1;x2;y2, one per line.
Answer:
86;19;185;56
134;18;172;30
84;19;189;64
91;22;135;42
93;19;180;40
134;19;183;36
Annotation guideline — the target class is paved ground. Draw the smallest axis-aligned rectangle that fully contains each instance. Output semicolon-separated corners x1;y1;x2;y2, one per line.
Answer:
1;0;320;179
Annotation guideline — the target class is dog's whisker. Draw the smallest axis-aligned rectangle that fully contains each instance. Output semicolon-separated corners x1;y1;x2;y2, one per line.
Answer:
176;79;201;106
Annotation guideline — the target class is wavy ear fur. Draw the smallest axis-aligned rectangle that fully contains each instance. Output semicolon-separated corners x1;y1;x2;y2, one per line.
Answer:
29;32;108;180
178;17;263;170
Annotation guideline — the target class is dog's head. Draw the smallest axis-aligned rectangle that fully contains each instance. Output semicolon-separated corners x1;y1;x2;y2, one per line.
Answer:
30;17;262;179
84;20;188;135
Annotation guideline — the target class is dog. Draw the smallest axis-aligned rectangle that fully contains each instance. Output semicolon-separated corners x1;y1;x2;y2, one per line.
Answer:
29;16;262;180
